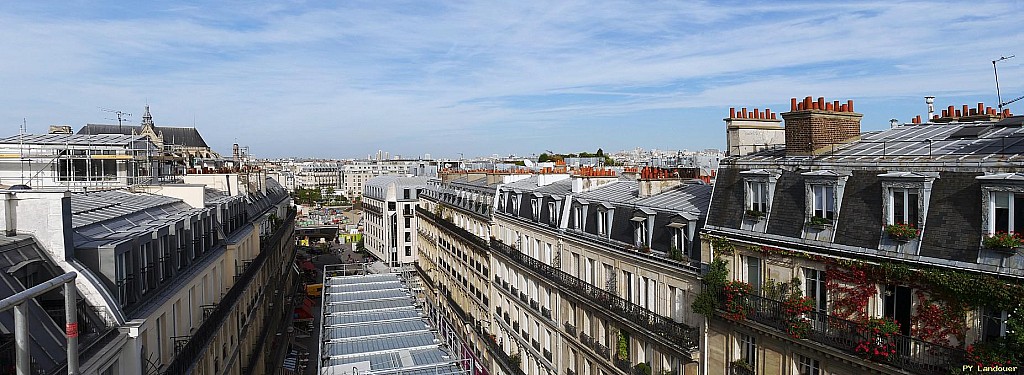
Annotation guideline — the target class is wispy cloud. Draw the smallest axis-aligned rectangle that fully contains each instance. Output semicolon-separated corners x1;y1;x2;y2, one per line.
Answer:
0;1;1022;158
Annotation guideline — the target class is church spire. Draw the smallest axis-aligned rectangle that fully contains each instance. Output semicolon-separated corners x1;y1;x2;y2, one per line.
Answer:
141;105;154;128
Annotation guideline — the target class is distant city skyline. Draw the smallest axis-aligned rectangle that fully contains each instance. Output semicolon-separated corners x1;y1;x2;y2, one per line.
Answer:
1;1;1022;159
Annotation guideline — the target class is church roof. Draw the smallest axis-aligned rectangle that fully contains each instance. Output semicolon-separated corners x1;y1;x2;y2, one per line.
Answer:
78;124;210;148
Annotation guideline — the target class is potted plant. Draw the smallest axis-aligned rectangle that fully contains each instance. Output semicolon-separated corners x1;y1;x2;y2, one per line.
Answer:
854;317;901;361
731;359;753;372
722;281;753;321
745;209;765;222
806;216;831;230
982;231;1023;253
884;222;919;243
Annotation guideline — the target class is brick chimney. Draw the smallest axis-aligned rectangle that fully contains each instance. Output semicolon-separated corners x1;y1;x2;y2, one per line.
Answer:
782;96;863;156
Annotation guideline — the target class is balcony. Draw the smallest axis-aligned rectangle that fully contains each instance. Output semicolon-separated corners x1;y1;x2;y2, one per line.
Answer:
543;349;552;362
567;369;576;375
530;299;539;311
712;288;965;375
491;239;699;354
511;286;519;296
502;280;510;291
591;341;610;359
532;340;540;351
480;330;527;375
519;292;528;304
513;321;520;332
613;358;633;375
730;363;755;375
417;207;488;249
542;307;551;320
523;332;531;342
564;322;576;337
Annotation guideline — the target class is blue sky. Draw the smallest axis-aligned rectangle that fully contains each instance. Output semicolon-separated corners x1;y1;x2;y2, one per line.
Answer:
1;1;1022;159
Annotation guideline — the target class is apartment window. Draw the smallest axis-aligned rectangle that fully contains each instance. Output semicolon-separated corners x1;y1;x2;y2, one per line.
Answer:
803;268;826;312
889;188;920;226
633;220;647;247
531;198;541;221
745;256;761;292
573;206;584;230
811;184;836;220
403;188;410;200
597;210;608;236
548;202;558;225
748;181;769;213
796;354;820;375
405;246;412;257
990;191;1024;234
738;333;756;369
981;307;1008;342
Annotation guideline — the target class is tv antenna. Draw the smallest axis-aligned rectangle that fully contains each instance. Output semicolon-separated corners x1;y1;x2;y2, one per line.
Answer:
992;55;1020;111
99;107;131;131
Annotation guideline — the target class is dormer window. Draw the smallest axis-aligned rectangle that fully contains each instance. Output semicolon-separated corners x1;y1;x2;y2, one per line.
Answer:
597;210;608;236
548;201;558;226
573;205;583;230
811;184;836;220
890;188;920;226
633;220;647;247
531;196;541;222
991;192;1023;233
748;181;769;213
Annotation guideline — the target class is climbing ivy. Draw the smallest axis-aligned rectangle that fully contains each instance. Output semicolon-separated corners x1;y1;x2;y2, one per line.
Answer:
692;258;729;317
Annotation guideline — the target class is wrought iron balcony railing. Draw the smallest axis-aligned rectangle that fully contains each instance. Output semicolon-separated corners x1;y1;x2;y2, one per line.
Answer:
417;207;488;249
542;307;552;320
712;288;966;375
530;299;539;311
564;322;576;337
730;363;755;375
491;239;699;353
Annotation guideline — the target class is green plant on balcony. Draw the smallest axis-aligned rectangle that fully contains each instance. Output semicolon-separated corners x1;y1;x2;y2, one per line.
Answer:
509;352;522;368
617;332;629;361
782;294;815;339
634;362;652;375
692;259;729;317
805;215;831;229
731;359;753;372
884;222;919;242
668;245;688;262
854;317;901;361
745;209;765;221
982;232;1023;252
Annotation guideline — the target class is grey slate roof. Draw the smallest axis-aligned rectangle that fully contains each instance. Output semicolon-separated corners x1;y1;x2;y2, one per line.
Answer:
78;124;209;148
71;190;202;248
504;176;572;195
0;133;147;145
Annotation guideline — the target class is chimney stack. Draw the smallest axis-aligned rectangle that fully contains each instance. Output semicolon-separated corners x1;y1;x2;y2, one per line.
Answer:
782;96;863;156
725;106;784;156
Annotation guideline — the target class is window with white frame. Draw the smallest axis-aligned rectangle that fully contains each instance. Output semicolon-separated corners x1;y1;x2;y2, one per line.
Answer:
671;225;687;254
597;210;608;236
531;198;541;221
981;307;1008;342
990;191;1024;234
811;184;836;220
548;202;558;225
748;181;769;213
803;268;826;313
738;333;756;369
634;220;648;247
796;354;820;375
573;205;584;230
889;188;920;226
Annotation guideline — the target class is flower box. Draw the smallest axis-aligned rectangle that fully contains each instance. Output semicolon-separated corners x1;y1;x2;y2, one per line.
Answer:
983;232;1022;254
806;216;831;230
745;209;765;222
884;223;918;243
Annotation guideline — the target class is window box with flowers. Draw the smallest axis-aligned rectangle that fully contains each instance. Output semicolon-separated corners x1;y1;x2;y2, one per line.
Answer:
982;232;1023;254
806;216;831;230
884;223;919;243
745;209;765;222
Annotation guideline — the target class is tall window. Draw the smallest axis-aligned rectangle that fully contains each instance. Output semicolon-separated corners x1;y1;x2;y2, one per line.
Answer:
796;354;820;375
991;192;1024;234
634;221;648;247
981;307;1008;342
803;268;826;312
531;198;541;221
745;256;761;292
597;210;608;236
573;206;583;230
548;202;558;225
890;188;920;225
748;181;769;213
739;333;757;369
811;184;836;220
